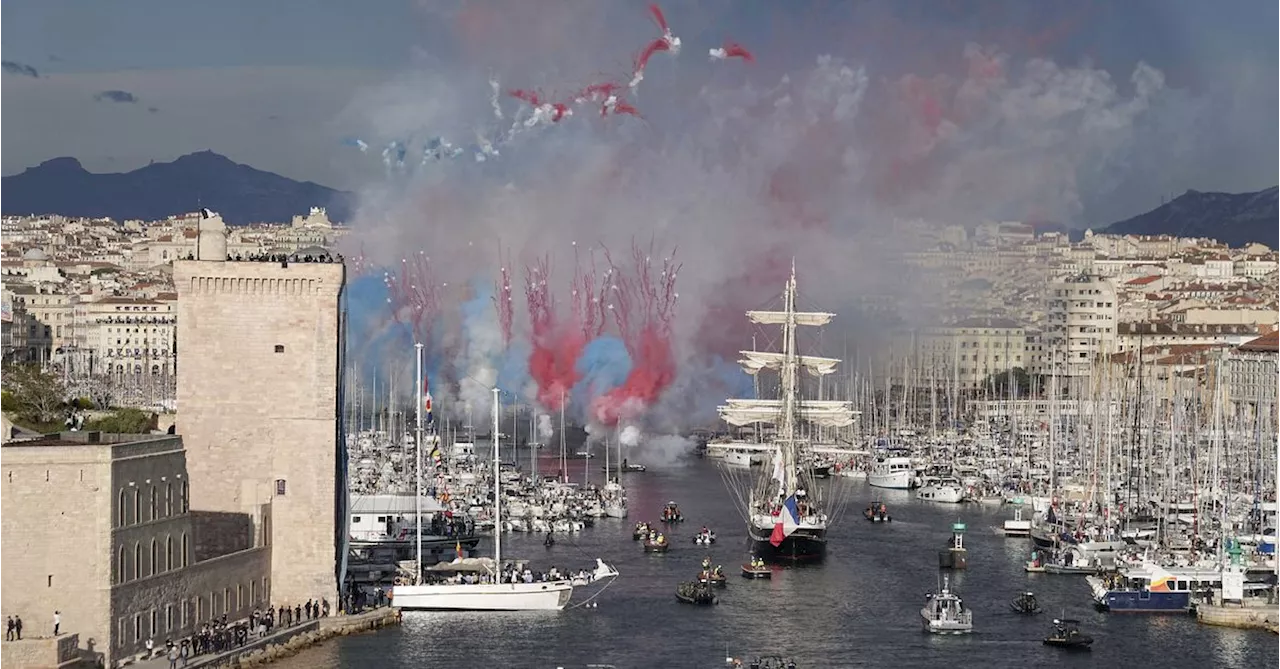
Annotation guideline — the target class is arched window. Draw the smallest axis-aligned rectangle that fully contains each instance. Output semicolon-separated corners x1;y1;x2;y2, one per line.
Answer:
165;483;173;517
151;364;160;375
118;545;127;583
150;539;158;577
118;489;128;527
149;487;157;521
181;481;189;513
181;532;189;568
133;542;141;580
166;535;174;571
132;489;140;524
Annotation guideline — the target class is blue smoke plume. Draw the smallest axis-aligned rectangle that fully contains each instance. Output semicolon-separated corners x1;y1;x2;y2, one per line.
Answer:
571;336;632;422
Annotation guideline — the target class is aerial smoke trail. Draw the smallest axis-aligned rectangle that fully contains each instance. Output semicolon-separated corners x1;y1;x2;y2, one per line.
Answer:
590;240;681;426
456;279;504;416
524;255;583;411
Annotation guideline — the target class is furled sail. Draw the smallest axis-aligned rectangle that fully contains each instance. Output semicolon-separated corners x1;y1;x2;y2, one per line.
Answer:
717;399;857;428
738;350;841;376
746;310;834;327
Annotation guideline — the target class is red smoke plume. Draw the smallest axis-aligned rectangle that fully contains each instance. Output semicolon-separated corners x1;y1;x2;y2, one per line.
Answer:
590;240;680;425
524;255;585;411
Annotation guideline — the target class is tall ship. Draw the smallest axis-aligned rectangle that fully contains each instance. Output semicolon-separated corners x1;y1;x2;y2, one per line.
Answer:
717;264;859;563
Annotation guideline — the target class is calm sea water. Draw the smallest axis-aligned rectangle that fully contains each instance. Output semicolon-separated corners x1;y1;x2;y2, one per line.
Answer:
281;455;1277;668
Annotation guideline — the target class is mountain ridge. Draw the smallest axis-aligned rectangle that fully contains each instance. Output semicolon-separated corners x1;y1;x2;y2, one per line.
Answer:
1099;186;1277;248
1;151;354;226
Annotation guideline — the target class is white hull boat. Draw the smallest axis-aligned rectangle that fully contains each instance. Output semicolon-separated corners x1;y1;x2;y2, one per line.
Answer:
868;457;915;489
917;479;966;504
393;580;574;611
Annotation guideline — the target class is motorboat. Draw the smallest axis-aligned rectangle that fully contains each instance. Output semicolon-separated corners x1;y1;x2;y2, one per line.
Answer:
740;657;796;669
675;581;717;605
921;575;973;634
916;477;967;504
741;559;772;579
632;522;653;540
698;568;728;587
661;501;684;523
868;456;916;489
864;501;891;523
644;536;670;553
693;528;717;545
1043;619;1093;650
1010;591;1042;615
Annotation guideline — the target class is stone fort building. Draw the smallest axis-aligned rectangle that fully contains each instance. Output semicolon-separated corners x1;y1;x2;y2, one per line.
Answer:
173;210;346;607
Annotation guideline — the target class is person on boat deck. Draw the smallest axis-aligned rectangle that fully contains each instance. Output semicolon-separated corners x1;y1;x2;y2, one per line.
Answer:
701;525;709;535
713;565;724;577
702;557;712;570
657;533;667;545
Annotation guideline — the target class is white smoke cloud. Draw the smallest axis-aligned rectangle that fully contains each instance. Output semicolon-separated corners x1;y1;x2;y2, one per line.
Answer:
619;424;641;447
339;4;1267;428
537;413;553;441
637;434;694;468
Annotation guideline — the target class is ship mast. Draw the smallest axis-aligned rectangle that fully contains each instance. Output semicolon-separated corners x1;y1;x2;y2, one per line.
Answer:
780;261;800;495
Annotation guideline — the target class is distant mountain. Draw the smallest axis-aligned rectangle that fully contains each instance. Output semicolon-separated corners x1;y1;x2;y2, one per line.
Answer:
1100;187;1278;248
1;151;354;225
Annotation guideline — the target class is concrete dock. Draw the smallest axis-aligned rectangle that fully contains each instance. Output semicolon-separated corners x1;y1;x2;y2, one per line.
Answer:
125;607;400;668
1196;601;1279;632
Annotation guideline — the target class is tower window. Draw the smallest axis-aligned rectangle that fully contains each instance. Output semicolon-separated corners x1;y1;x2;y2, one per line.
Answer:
274;345;285;353
275;479;286;496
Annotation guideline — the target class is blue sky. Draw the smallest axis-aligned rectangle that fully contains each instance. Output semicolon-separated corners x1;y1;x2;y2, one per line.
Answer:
2;0;1275;215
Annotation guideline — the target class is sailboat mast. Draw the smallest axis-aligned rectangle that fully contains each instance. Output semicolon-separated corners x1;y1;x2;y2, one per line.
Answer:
493;388;503;567
781;263;799;494
413;343;424;584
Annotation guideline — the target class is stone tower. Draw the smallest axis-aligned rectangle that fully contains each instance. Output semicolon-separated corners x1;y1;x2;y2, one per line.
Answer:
174;252;345;604
196;208;228;260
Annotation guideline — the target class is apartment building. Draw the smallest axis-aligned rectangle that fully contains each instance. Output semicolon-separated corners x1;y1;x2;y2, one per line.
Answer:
1044;274;1119;377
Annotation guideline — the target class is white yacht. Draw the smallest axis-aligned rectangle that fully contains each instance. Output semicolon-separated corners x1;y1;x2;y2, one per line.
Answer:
916;477;967;504
393;359;618;611
868;456;916;489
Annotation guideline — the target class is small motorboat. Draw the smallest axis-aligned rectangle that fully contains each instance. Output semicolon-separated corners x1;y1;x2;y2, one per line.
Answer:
921;575;973;634
675;581;717;605
864;501;891;523
692;528;717;545
661;501;684;523
644;536;670;553
1043;619;1093;650
1010;591;1042;615
741;560;772;579
698;568;728;587
632;522;652;540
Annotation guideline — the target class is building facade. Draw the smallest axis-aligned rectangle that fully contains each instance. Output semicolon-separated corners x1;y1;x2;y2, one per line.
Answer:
1;432;268;667
1045;274;1118;378
174;213;345;606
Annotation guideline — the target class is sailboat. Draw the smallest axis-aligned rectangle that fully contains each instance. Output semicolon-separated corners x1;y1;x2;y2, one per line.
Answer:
392;347;619;611
717;263;859;563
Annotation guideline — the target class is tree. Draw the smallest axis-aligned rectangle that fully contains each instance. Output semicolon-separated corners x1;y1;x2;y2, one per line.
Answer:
983;367;1040;398
85;408;155;434
3;363;68;425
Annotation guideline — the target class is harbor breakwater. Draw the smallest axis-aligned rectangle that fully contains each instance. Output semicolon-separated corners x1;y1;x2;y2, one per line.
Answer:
1196;602;1279;632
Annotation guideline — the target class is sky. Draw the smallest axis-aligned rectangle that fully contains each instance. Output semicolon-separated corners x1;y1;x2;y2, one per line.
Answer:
2;0;1277;225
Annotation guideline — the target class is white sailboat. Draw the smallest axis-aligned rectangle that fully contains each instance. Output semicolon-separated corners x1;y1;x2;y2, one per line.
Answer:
393;347;619;611
717;263;859;563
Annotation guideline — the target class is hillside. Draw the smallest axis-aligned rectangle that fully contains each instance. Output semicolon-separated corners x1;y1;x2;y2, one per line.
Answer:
1101;187;1278;248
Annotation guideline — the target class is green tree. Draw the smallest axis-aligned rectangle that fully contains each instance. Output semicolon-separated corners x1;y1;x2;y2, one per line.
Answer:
85;408;155;434
983;367;1041;398
3;363;68;426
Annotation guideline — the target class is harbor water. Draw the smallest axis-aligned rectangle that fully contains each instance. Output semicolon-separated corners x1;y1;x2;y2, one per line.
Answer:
281;456;1278;668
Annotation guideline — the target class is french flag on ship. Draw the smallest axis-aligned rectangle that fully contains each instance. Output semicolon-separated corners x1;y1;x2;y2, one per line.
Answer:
769;494;802;547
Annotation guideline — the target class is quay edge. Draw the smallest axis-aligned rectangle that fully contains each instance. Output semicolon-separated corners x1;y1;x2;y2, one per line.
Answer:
1195;602;1280;632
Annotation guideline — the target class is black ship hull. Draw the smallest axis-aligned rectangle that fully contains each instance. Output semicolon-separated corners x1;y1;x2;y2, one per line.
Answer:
747;524;827;563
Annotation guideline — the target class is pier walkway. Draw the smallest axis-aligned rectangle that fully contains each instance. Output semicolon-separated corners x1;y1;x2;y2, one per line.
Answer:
122;607;398;668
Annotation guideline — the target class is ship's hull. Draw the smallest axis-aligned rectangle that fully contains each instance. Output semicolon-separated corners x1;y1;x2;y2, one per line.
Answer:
391;581;573;611
747;524;827;563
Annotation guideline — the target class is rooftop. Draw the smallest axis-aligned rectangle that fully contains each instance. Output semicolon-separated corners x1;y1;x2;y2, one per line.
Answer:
1238;331;1280;353
3;431;171;448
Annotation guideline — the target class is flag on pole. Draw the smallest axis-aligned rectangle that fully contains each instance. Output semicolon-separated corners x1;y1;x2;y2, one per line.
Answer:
424;373;434;425
455;540;464;559
769;494;801;547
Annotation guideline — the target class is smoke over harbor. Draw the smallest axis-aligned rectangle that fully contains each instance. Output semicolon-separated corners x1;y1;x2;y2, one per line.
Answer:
336;1;1277;451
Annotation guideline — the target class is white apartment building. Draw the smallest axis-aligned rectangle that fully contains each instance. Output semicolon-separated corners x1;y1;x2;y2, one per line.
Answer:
1044;274;1118;377
72;296;178;376
914;317;1028;388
